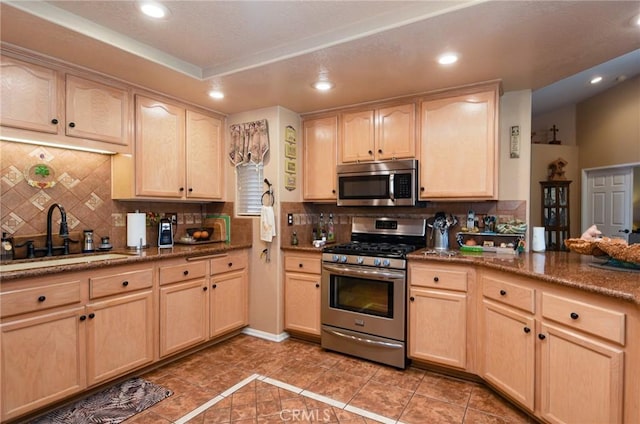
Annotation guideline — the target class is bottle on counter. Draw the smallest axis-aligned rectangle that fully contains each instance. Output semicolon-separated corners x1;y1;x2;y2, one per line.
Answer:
291;231;298;246
327;213;335;242
319;213;326;240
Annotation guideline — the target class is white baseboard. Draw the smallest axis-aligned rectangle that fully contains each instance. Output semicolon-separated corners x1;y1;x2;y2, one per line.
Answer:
242;327;289;342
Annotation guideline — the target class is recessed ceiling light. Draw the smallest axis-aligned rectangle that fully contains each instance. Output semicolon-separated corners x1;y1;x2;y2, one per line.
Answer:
139;1;169;19
633;14;640;26
313;80;334;91
437;53;459;65
208;90;224;99
590;76;603;84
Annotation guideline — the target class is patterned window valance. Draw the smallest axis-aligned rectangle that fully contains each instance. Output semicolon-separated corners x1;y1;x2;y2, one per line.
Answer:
228;119;270;166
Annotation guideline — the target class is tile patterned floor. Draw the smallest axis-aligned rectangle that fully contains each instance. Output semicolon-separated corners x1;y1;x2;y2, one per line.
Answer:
125;335;534;423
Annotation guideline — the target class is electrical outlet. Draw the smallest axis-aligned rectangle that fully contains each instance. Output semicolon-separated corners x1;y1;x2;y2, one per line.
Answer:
287;213;293;226
166;212;178;225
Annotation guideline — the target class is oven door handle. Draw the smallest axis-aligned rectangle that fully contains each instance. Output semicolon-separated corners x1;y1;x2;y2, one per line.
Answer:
323;328;403;349
322;263;405;280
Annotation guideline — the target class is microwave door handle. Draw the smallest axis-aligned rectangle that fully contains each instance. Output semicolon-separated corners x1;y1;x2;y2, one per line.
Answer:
389;174;395;202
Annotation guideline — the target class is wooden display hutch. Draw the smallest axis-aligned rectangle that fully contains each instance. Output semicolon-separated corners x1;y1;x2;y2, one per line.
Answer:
540;180;571;251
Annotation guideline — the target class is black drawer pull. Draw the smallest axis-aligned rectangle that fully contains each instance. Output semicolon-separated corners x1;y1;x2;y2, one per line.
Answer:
88;313;95;319
523;327;531;333
433;276;439;282
409;296;415;302
212;284;217;289
299;263;303;268
499;290;507;296
122;281;129;287
315;283;320;288
38;295;46;302
183;270;189;276
538;333;546;340
228;262;233;267
51;118;59;124
68;122;76;128
570;312;579;320
203;286;208;291
80;315;87;321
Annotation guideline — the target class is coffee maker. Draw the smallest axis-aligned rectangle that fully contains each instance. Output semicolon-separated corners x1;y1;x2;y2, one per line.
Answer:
158;218;174;248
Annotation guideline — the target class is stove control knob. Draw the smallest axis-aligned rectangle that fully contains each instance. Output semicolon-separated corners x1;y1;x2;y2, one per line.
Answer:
356;257;364;265
373;258;381;266
382;259;391;267
332;254;340;262
340;255;348;263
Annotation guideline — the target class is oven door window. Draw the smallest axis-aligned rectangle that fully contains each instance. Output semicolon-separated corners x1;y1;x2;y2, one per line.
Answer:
329;274;393;318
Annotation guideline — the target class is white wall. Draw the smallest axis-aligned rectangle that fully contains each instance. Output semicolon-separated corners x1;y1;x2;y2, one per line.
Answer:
226;106;300;338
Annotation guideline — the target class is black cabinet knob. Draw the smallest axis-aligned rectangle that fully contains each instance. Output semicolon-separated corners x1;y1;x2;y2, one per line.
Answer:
51;118;59;125
88;313;95;319
433;276;439;282
409;296;415;301
228;262;233;267
203;286;208;291
500;290;507;296
332;189;336;194
179;187;185;192
80;315;87;321
570;312;579;320
538;333;546;340
299;263;303;268
183;270;189;276
524;327;531;333
378;149;382;154
420;187;425;192
122;281;129;287
315;283;320;288
368;150;373;155
68;122;76;128
38;295;46;302
188;188;193;192
212;284;217;289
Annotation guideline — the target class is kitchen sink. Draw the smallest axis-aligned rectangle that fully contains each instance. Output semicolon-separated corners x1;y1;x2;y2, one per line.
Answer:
0;253;135;272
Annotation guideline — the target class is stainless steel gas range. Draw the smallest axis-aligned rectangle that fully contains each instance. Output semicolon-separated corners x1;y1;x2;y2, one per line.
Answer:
320;216;426;369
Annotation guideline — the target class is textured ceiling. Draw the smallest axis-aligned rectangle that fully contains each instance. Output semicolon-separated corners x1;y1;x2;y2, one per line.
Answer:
1;1;639;115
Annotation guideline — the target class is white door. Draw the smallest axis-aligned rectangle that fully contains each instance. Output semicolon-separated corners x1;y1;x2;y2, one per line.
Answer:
582;166;633;242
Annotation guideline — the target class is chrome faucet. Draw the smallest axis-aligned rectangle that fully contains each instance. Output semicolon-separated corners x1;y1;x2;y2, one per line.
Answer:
45;203;69;256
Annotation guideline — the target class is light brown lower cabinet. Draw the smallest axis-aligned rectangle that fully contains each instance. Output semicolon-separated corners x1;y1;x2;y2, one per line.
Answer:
209;250;249;338
284;252;322;336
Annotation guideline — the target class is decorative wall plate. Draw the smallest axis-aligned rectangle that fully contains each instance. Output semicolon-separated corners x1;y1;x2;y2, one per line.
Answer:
25;163;56;189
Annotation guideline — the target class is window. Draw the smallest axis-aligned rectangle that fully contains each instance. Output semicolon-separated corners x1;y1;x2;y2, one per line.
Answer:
236;162;263;216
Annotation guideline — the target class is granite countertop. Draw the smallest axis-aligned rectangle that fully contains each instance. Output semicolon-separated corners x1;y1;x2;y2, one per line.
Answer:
407;249;640;305
0;242;252;282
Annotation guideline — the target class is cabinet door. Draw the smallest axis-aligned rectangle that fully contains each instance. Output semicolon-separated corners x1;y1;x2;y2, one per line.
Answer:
210;270;248;337
186;110;224;200
303;116;337;200
159;279;208;357
1;307;86;421
284;272;321;336
419;89;497;199
377;103;416;161
340;110;375;163
86;291;154;386
0;55;60;134
539;323;623;424
408;287;466;369
65;75;129;146
135;95;186;198
480;300;535;410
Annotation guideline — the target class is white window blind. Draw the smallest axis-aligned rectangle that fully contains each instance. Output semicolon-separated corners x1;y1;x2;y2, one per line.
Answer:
236;162;263;216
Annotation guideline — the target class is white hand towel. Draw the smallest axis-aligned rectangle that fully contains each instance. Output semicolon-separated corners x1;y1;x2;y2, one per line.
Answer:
260;205;276;242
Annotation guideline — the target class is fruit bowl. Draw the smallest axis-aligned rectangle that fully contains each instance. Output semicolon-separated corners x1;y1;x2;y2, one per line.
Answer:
186;227;214;241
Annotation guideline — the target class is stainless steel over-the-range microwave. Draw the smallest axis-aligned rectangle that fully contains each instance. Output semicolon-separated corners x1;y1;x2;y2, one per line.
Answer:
336;159;418;207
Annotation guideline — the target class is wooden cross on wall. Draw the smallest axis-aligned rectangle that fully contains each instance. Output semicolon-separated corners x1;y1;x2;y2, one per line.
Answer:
549;125;561;144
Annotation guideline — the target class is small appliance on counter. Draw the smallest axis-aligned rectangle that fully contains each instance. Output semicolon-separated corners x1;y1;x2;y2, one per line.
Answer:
1;233;14;261
158;218;174;248
98;236;113;251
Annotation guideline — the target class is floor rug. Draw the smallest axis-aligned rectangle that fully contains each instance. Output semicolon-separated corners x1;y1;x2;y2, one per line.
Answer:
30;377;173;424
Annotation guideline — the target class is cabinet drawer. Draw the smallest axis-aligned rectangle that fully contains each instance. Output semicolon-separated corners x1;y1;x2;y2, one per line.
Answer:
211;251;248;275
284;255;321;274
90;268;153;299
409;265;467;291
542;292;625;345
159;261;207;285
482;276;535;313
1;281;82;318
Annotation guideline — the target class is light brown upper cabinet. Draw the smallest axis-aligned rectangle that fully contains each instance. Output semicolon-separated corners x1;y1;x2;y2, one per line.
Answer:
303;115;338;201
1;54;131;153
340;103;416;163
419;84;499;200
112;95;225;201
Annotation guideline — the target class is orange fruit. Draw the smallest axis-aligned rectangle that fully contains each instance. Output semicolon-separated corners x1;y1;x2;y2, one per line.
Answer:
200;231;209;239
193;231;202;239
